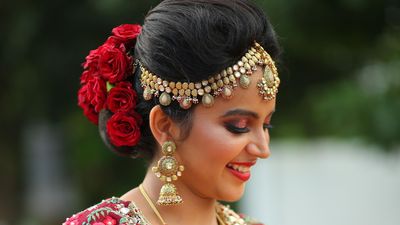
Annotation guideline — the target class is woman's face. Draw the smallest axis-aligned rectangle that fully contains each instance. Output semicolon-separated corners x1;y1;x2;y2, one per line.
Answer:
175;66;276;202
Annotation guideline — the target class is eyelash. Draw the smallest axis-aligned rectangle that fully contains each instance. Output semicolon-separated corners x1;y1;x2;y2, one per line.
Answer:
225;123;273;134
263;124;274;130
225;123;249;134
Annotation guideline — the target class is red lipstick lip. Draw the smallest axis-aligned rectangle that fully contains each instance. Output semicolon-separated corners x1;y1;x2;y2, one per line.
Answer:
227;167;251;182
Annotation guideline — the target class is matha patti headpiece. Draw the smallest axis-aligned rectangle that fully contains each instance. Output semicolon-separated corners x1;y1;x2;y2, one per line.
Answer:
139;42;280;109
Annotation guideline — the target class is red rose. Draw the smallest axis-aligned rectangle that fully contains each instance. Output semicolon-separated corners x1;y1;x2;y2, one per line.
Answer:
111;24;142;43
104;36;121;47
77;76;107;124
106;112;142;147
82;48;101;76
80;70;94;85
98;43;132;83
107;82;138;113
78;24;141;127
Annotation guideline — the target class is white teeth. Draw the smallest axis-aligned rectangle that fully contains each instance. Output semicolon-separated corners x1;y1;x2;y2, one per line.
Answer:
227;163;250;173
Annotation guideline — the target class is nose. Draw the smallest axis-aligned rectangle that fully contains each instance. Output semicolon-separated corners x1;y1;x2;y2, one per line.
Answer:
246;130;271;159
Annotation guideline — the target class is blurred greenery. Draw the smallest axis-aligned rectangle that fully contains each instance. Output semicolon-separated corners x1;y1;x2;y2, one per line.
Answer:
0;0;399;224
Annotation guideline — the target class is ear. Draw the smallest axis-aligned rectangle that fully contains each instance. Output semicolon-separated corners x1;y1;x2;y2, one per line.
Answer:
149;105;179;146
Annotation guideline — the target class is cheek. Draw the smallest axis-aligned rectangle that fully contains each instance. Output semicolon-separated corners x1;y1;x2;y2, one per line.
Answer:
177;117;249;200
180;118;243;174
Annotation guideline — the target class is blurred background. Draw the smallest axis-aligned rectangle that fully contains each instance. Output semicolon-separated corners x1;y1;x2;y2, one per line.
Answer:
1;0;399;224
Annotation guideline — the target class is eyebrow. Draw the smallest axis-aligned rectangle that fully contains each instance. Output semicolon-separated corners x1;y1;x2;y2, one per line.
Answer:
221;109;276;119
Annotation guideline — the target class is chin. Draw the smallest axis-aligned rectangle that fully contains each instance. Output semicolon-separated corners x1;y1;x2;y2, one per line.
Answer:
217;184;245;202
220;195;243;202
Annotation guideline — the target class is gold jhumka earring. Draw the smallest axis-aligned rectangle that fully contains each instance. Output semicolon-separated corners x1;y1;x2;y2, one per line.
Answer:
152;140;185;205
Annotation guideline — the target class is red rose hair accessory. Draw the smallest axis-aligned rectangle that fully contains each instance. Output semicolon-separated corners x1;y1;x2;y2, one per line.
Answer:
106;111;142;147
77;24;142;147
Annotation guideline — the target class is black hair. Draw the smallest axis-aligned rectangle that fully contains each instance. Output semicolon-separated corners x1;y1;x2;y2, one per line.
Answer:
99;0;281;160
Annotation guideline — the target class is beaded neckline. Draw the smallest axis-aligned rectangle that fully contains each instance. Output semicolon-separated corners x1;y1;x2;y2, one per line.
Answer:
64;197;257;225
115;197;248;225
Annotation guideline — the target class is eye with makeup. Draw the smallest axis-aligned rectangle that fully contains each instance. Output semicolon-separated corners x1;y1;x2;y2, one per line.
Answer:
221;109;275;134
263;123;273;130
224;115;276;134
224;118;250;134
263;111;275;131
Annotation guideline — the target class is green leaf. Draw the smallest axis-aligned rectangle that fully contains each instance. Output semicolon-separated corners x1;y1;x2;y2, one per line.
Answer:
107;81;115;92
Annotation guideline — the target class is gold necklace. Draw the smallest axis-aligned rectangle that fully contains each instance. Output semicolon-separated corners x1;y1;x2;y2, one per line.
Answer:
139;184;167;225
139;184;226;225
216;212;226;225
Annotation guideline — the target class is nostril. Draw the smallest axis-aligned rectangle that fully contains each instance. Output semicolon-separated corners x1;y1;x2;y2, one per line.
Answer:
261;147;271;159
246;143;270;159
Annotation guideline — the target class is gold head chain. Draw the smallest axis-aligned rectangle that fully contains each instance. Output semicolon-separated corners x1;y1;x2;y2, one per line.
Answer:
139;42;280;109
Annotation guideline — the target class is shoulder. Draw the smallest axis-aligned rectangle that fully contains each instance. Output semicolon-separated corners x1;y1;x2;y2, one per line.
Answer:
63;197;150;225
216;203;265;225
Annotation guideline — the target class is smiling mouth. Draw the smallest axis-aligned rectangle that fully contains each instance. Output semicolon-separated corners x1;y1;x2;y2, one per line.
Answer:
226;162;255;182
226;163;250;173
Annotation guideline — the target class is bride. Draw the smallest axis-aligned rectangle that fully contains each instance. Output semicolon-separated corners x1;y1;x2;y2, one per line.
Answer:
66;0;281;224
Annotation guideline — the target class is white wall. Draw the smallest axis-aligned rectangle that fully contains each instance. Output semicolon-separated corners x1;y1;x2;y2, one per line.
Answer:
241;139;400;225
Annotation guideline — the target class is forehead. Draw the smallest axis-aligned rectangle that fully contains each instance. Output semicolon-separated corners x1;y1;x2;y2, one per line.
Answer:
194;66;276;118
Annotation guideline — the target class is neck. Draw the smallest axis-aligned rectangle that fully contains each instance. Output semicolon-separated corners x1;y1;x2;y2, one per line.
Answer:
142;169;219;225
122;168;219;225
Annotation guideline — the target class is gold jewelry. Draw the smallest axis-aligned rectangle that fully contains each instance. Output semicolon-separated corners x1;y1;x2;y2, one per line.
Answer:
257;44;280;101
152;141;184;205
137;187;241;225
139;184;167;225
139;42;280;109
215;202;247;225
216;212;226;225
